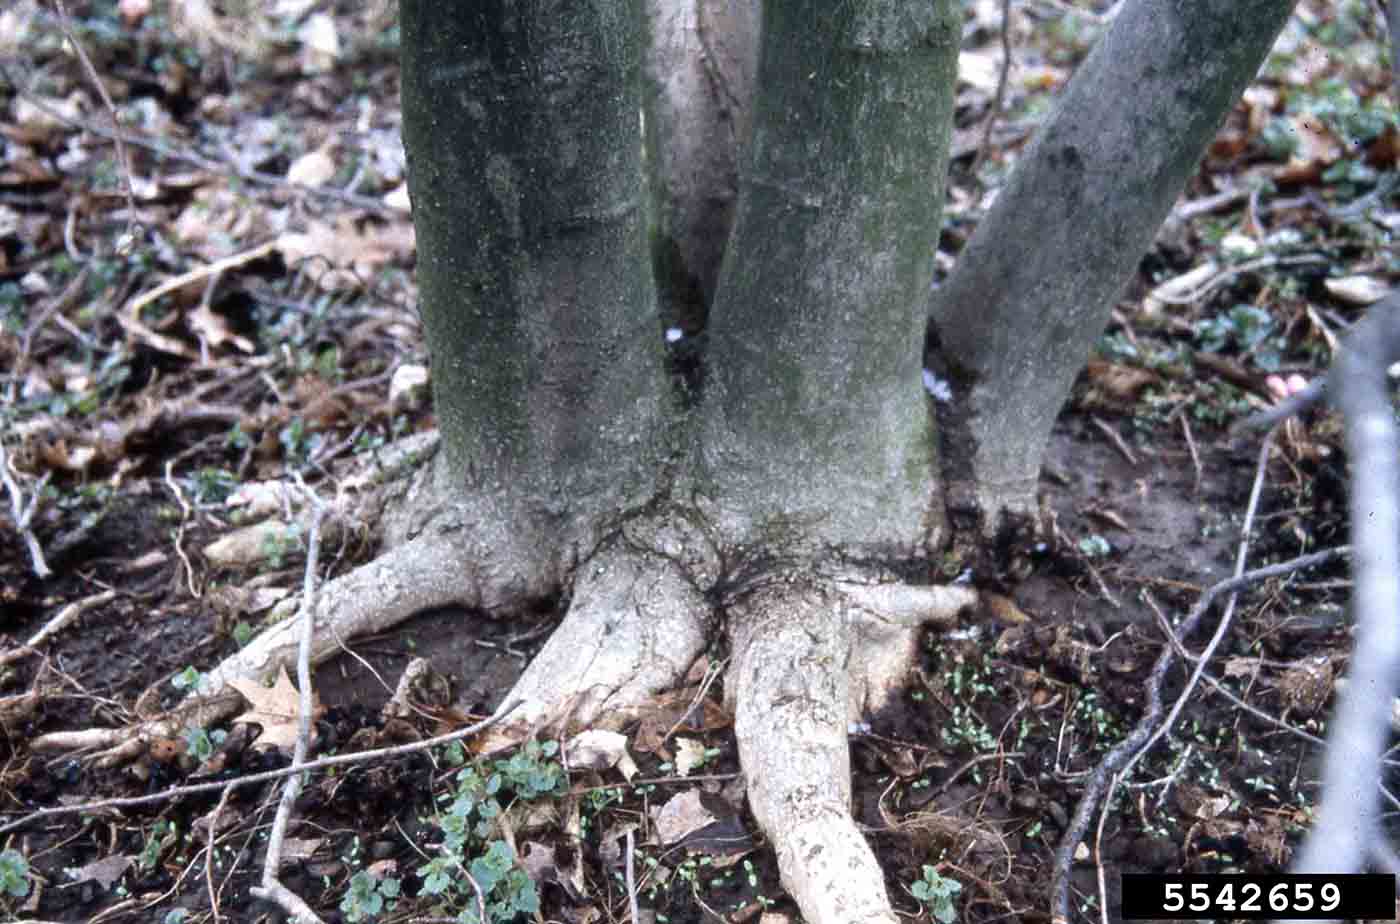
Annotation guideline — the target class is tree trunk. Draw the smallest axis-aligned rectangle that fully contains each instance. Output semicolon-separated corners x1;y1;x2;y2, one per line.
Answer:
701;0;959;554
927;0;1297;533
115;2;1317;922
699;2;963;918
400;0;672;601
643;0;758;336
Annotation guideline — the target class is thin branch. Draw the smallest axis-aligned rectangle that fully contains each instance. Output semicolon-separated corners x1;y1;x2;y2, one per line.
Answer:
0;64;395;216
50;0;137;245
250;480;329;921
0;438;54;579
971;0;1014;179
1050;432;1347;923
625;828;641;924
1293;292;1400;877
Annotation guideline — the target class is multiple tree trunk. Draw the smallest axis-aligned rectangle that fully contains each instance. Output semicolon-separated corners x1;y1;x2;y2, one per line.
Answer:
201;1;1314;919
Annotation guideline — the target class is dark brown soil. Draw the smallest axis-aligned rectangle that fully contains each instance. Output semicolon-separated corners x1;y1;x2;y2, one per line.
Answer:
1;408;1360;924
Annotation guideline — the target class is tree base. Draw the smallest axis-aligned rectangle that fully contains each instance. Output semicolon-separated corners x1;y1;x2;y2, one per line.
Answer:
38;449;981;924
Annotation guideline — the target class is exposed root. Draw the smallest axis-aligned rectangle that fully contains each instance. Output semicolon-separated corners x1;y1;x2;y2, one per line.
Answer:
727;575;976;924
729;580;894;923
481;539;712;748
841;581;979;715
31;531;480;756
31;454;984;924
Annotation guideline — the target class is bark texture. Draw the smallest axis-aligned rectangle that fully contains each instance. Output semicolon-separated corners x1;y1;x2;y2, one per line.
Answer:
401;0;670;585
643;0;758;333
926;0;1297;532
702;0;959;553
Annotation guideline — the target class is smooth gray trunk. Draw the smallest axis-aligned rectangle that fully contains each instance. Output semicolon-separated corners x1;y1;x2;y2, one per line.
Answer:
701;0;960;554
927;0;1297;532
400;0;668;573
643;0;758;334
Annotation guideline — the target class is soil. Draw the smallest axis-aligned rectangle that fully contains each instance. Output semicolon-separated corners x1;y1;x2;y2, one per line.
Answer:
0;404;1361;924
1;1;1392;922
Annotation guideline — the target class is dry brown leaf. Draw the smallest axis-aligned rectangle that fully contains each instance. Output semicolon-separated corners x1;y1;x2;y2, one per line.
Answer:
65;855;132;891
188;302;256;353
276;215;415;291
227;666;322;753
653;789;716;845
1084;360;1158;402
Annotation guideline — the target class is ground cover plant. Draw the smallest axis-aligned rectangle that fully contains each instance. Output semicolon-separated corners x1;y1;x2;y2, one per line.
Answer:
1;0;1398;922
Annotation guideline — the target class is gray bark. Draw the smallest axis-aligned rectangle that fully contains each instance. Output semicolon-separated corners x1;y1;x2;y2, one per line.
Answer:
400;0;670;580
926;0;1297;532
643;0;758;334
700;0;960;554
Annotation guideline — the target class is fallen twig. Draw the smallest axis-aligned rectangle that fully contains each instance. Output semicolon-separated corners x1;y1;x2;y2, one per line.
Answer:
250;478;328;921
0;700;522;837
0;590;118;668
0;438;54;580
1050;421;1345;922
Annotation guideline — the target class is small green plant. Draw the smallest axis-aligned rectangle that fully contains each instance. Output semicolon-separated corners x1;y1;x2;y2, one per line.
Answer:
191;467;238;505
232;621;255;647
416;740;563;921
340;868;401;922
182;726;227;762
910;866;961;924
0;849;32;899
139;820;179;870
1194;304;1280;368
259;524;302;569
171;666;209;694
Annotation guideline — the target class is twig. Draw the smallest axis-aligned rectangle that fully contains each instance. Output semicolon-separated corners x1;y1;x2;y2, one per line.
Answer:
0;438;54;579
1149;253;1330;307
0;700;522;836
0;69;395;216
971;0;1014;179
1234;374;1329;432
250;477;327;921
205;784;234;923
1174;410;1202;494
1050;436;1347;924
50;0;137;246
1090;415;1137;466
0;590;118;668
625;828;640;924
164;461;199;599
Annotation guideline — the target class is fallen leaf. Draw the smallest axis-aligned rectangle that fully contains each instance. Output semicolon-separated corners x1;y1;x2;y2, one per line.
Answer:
565;729;630;771
286;147;337;188
65;855;132;891
188;302;256;353
653;790;717;846
227;666;322;753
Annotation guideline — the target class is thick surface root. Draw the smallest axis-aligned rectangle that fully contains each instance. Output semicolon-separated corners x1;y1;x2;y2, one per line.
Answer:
32;531;481;752
483;540;712;746
728;576;974;924
37;455;980;924
730;581;894;922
